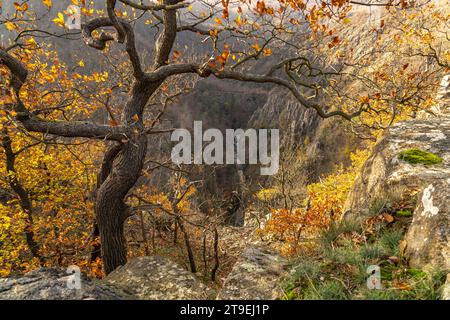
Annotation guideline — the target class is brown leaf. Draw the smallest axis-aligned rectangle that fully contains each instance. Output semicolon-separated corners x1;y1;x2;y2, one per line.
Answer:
399;240;408;258
388;256;400;265
382;213;394;223
393;281;412;291
172;50;182;60
109;119;118;127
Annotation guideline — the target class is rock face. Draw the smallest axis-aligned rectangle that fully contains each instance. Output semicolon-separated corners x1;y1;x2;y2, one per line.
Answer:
0;268;126;300
217;245;288;300
345;74;450;219
249;87;321;151
248;87;359;182
343;117;450;293
104;256;212;300
405;180;449;271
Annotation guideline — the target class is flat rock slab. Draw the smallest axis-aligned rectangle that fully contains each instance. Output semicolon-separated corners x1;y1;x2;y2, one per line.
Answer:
217;245;288;300
0;268;126;300
104;256;212;300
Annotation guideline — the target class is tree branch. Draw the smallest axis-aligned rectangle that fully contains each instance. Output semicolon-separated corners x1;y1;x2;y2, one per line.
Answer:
0;49;131;141
119;0;189;11
82;17;144;80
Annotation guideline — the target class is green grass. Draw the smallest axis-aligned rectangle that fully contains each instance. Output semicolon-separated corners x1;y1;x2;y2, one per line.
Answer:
398;148;443;165
281;214;446;300
379;229;403;255
303;280;349;300
320;220;362;248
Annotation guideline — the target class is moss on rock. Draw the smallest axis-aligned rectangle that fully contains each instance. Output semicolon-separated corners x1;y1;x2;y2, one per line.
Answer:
398;148;443;165
396;209;413;217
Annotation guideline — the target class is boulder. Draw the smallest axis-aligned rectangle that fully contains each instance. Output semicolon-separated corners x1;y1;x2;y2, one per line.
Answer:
104;256;212;300
405;180;449;271
0;268;127;300
217;245;288;300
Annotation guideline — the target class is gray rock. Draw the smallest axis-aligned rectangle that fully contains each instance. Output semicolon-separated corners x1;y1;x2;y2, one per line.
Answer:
217;245;288;300
104;256;212;300
405;181;449;271
0;268;127;300
443;274;450;300
343;118;450;219
343;116;450;276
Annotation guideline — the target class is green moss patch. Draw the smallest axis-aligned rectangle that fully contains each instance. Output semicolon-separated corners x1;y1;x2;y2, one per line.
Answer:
396;209;413;217
398;148;443;165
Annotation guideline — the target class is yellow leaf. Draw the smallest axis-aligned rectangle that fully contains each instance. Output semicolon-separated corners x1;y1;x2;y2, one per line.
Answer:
43;0;52;8
263;48;272;56
53;13;65;27
252;43;261;51
5;22;17;31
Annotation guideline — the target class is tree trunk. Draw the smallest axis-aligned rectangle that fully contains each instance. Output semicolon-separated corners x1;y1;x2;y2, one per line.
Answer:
91;144;123;264
95;135;147;275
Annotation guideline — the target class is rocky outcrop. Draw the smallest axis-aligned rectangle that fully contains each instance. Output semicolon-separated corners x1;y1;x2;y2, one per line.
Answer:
217;245;288;300
344;116;450;220
344;76;450;298
0;256;214;300
346;131;449;298
345;75;450;218
104;256;213;300
0;268;127;300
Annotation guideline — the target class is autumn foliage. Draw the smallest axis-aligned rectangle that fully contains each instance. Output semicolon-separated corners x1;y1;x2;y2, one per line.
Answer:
260;148;371;255
0;0;449;277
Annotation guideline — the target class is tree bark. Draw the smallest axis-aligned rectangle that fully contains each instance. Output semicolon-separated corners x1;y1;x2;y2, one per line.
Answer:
96;135;147;275
91;143;123;263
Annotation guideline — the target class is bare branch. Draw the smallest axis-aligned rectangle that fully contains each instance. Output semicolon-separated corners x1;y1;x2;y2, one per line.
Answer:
82;17;144;80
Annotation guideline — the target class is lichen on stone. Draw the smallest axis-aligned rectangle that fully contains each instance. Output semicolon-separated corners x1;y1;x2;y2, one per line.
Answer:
398;148;443;165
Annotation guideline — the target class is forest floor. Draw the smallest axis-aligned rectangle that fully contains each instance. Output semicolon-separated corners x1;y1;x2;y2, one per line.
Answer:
280;211;447;300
